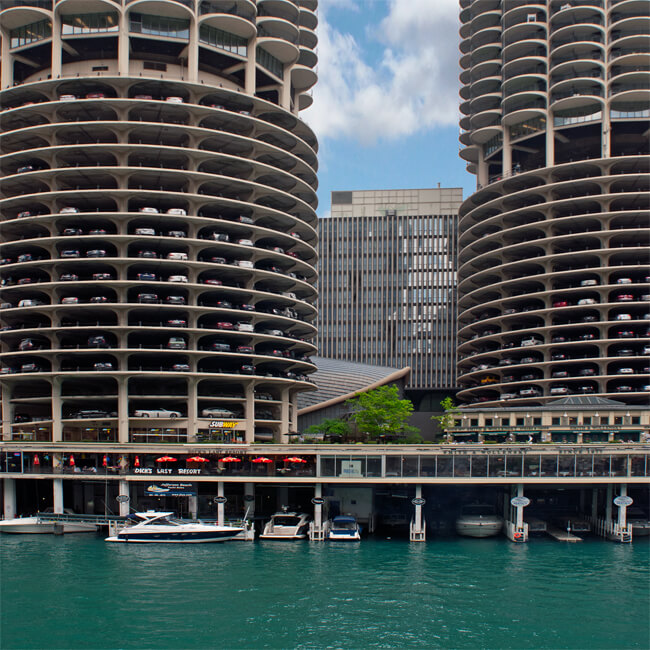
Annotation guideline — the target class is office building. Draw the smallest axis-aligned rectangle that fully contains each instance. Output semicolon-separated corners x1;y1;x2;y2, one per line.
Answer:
318;188;461;408
457;0;650;406
0;0;319;445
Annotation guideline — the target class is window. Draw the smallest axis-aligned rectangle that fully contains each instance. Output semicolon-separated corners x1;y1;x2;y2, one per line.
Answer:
200;25;247;57
10;20;52;49
143;61;167;71
62;13;119;35
130;13;190;39
552;417;561;425
516;418;524;426
256;46;283;79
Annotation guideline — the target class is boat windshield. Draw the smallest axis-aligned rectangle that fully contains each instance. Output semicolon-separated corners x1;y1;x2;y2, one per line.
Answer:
462;505;496;516
272;516;300;526
332;520;356;531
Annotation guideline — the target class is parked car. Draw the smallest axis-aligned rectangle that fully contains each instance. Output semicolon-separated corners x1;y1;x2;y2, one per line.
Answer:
203;278;223;285
580;279;598;286
236;345;253;353
61;297;79;304
20;363;41;372
134;408;182;418
18;299;43;307
165;295;186;305
88;336;109;348
137;293;158;303
18;338;37;351
62;228;82;236
138;250;157;258
60;273;79;281
137;272;157;281
201;407;235;418
139;207;159;214
216;322;234;330
60;207;79;214
550;386;569;395
551;370;569;378
61;250;80;258
578;368;596;376
172;363;190;371
236;322;254;332
93;362;113;371
166;252;188;260
93;273;113;280
578;298;597;305
616;294;634;302
166;208;186;216
519;387;541;397
72;409;111;419
552;300;568;307
167;337;186;350
166;319;187;327
135;227;156;236
616;367;634;374
616;314;632;320
237;239;253;247
209;342;231;352
168;230;186;238
86;249;106;257
167;275;188;283
89;296;108;303
616;278;632;284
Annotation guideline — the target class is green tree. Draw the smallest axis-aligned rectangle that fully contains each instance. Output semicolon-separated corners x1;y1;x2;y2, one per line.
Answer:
304;418;350;441
345;385;419;442
431;397;457;436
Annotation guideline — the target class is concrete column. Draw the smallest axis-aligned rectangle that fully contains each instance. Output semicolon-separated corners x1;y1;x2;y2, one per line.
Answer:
244;482;255;518
545;116;555;167
118;12;129;76
51;377;62;442
0;29;11;89
118;480;130;516
591;487;598;519
502;127;512;177
51;17;62;79
187;378;198;442
188;17;198;83
515;484;524;529
280;65;292;110
53;478;64;514
313;483;322;529
606;483;613;522
244;383;255;443
279;387;290;443
1;382;11;440
245;39;256;95
117;376;129;443
617;484;627;530
217;481;225;525
3;478;16;519
414;485;423;532
477;150;489;188
290;394;298;433
601;106;610;158
188;496;198;520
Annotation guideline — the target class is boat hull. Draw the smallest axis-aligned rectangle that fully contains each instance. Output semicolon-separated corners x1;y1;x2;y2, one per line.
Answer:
106;528;242;543
455;517;503;538
0;518;97;534
327;532;361;541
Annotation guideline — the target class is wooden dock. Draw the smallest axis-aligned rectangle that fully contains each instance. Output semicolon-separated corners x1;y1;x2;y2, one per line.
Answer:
547;526;583;542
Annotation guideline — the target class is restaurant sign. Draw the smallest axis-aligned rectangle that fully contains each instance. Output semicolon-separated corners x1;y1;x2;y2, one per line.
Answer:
146;482;196;497
209;420;238;428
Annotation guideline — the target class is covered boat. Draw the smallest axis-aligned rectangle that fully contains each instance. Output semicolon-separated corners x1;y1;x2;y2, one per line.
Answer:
455;504;503;538
326;515;361;541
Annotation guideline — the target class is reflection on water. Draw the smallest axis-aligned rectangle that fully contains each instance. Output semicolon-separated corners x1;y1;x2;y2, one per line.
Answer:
1;536;648;649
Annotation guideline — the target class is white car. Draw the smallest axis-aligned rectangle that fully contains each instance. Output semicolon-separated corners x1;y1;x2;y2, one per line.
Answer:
237;239;254;247
577;298;597;305
167;252;188;260
139;207;159;214
134;408;182;418
165;96;183;104
168;275;188;283
60;207;79;214
616;314;632;320
59;94;77;101
233;260;254;269
135;227;156;235
580;279;598;286
166;208;186;216
236;322;254;332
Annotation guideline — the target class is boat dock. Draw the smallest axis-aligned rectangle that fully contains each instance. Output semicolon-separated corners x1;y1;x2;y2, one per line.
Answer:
547;526;583;542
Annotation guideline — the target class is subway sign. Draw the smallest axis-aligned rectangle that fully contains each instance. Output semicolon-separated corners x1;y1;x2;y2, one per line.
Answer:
209;420;238;428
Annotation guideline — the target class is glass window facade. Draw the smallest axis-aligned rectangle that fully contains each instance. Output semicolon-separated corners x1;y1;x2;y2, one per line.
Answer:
10;20;52;49
61;13;119;35
130;13;190;39
256;46;284;79
199;25;247;56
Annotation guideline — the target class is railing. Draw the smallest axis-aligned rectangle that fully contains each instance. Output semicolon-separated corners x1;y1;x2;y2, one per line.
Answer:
4;0;52;8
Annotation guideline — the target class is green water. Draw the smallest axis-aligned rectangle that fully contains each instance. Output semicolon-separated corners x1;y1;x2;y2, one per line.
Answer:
1;535;648;649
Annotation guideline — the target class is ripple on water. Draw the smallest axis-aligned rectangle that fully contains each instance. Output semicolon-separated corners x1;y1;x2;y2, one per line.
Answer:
0;536;648;649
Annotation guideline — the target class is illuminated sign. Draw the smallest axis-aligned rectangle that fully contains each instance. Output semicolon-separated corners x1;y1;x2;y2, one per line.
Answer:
209;420;238;428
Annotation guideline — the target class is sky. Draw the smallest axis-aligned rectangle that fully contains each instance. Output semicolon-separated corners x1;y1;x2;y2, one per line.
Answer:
301;0;475;216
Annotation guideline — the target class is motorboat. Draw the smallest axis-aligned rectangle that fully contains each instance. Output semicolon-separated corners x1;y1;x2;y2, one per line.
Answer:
259;510;311;540
624;507;650;537
455;504;503;538
105;511;243;543
326;515;361;541
0;508;97;534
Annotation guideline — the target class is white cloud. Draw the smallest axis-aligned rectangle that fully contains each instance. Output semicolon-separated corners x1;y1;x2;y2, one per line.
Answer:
303;0;461;145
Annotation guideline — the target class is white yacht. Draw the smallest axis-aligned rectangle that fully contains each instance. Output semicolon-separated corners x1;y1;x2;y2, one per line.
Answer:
105;511;243;543
455;504;503;538
0;509;97;534
326;515;361;541
260;510;311;540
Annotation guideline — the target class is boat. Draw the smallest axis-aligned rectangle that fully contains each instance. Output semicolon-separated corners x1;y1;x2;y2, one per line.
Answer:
0;508;98;534
326;515;361;541
624;507;650;537
455;504;503;538
105;511;243;543
259;509;311;540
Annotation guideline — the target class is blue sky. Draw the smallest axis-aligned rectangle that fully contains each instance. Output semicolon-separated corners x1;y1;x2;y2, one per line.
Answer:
302;0;475;215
